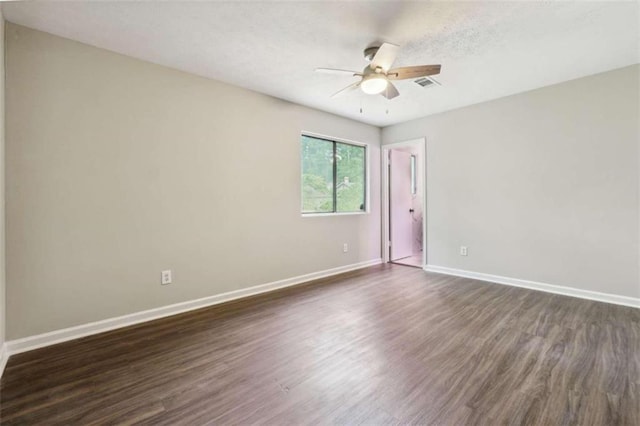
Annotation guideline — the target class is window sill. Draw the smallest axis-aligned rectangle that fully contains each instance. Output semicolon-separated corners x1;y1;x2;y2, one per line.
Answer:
301;212;369;218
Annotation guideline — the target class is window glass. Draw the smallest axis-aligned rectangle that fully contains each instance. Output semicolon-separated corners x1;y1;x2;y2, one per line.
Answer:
301;135;334;213
336;142;366;212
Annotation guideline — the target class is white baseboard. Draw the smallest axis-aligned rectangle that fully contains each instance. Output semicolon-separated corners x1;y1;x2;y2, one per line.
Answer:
0;343;8;379
6;258;382;356
424;264;640;309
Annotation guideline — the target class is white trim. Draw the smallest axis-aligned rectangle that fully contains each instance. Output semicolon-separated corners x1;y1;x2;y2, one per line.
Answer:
382;138;427;266
301;131;369;148
0;343;8;379
424;264;640;309
302;212;368;218
6;258;382;356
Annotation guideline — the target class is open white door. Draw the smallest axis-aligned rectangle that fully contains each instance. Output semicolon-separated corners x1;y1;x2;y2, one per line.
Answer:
389;150;413;261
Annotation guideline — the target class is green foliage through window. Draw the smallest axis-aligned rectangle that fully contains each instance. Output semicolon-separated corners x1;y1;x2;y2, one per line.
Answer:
301;135;366;214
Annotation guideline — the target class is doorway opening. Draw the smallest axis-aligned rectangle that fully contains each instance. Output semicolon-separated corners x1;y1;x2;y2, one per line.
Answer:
383;138;426;268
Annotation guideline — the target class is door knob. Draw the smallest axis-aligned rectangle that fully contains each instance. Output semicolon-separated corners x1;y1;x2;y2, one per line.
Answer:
409;209;414;213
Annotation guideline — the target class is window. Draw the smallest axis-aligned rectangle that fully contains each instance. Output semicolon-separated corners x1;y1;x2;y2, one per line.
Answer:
301;134;366;214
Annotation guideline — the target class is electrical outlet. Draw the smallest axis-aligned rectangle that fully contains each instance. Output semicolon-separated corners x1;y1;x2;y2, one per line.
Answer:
161;270;172;285
460;246;468;256
343;243;348;253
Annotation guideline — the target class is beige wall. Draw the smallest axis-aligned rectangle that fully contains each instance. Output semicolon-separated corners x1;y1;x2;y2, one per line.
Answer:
5;24;381;339
383;65;640;299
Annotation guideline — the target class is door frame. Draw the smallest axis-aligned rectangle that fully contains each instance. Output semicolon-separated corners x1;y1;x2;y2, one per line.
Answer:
382;137;427;266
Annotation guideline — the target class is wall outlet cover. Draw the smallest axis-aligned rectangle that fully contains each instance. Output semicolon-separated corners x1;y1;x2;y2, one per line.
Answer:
161;270;172;285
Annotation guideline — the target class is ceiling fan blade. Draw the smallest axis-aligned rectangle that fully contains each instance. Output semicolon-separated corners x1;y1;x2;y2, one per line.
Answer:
380;82;399;99
387;65;441;80
316;68;361;76
331;81;361;98
370;43;399;72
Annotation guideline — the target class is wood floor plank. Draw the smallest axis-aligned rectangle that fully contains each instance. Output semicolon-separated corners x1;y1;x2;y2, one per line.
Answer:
1;264;638;425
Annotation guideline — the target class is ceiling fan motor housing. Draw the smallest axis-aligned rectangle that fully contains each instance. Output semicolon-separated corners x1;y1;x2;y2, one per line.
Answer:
363;46;380;62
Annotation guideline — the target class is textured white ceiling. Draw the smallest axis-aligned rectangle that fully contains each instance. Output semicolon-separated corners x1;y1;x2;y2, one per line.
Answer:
3;1;639;127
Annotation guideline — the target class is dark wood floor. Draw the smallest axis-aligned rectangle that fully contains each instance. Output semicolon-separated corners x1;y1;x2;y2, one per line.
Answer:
1;264;639;425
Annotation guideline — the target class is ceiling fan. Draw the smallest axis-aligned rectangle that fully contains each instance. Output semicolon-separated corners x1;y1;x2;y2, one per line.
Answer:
316;42;441;99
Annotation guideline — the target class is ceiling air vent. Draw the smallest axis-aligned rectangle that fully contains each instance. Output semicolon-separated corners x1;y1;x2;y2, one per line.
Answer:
414;76;441;88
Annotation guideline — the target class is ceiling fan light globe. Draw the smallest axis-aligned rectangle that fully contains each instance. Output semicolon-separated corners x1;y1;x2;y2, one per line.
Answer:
361;75;388;95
